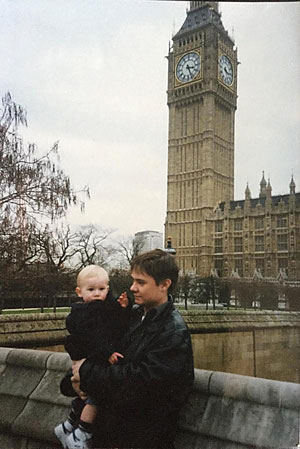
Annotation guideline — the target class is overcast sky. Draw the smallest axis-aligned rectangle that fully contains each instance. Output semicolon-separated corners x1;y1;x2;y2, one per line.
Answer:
1;1;299;239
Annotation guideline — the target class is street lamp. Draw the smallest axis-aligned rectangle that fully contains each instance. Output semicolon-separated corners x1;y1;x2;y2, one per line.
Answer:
165;237;176;255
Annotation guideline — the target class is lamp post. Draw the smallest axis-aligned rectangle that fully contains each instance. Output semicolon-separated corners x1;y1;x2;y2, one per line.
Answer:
165;237;176;255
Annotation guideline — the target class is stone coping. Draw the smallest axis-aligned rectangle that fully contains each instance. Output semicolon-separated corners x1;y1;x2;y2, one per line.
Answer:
1;311;300;348
0;347;299;449
0;313;67;348
1;309;300;362
181;310;300;333
0;312;67;323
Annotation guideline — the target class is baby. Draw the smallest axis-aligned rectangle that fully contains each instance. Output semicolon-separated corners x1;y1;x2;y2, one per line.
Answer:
54;265;130;449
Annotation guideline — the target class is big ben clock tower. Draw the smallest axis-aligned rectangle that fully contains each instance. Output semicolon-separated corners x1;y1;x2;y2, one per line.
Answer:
165;1;238;275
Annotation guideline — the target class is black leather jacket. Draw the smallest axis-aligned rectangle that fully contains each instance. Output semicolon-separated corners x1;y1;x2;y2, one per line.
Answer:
79;297;194;448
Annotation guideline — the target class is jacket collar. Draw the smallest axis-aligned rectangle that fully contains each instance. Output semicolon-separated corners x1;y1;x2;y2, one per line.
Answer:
146;295;174;320
127;297;174;337
133;295;174;323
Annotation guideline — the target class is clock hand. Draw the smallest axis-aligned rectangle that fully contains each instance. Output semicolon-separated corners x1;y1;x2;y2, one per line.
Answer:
186;64;195;75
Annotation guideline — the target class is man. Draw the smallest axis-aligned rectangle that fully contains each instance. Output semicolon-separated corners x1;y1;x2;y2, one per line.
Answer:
71;249;194;449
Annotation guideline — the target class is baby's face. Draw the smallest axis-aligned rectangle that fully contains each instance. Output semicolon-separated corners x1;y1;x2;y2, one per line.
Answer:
76;275;109;302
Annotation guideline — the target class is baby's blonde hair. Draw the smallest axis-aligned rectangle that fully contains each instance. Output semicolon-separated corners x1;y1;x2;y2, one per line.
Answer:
77;265;109;287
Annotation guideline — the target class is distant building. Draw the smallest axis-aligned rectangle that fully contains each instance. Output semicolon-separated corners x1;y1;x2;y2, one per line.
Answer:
134;230;163;253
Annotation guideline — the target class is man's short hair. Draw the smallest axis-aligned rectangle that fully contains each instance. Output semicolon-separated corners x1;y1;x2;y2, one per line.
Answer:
130;249;179;292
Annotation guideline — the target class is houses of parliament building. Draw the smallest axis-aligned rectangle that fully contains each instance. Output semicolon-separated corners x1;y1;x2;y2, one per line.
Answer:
164;1;300;280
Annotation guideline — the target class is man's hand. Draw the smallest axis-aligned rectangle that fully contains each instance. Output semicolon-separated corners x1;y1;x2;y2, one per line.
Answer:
71;358;86;382
72;380;88;401
71;359;87;400
117;292;129;308
108;352;124;365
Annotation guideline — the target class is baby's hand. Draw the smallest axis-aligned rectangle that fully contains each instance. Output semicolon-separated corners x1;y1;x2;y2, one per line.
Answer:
108;352;124;365
118;292;129;308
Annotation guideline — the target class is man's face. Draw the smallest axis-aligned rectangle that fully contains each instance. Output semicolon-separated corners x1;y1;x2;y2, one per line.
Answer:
130;269;170;313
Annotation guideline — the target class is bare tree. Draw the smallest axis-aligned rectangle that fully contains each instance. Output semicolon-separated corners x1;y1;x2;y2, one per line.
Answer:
175;274;192;310
0;223;116;311
0;92;90;277
116;236;144;266
27;224;116;270
35;225;80;269
0;92;89;224
74;225;115;269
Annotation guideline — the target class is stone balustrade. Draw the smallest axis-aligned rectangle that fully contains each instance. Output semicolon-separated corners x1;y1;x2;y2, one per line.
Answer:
0;347;299;449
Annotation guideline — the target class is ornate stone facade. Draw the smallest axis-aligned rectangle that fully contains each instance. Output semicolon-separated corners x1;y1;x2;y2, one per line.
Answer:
165;2;300;280
212;174;300;281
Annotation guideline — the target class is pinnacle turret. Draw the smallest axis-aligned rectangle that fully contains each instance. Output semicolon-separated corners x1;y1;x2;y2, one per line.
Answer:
245;183;251;200
289;175;296;194
259;171;267;198
266;178;272;196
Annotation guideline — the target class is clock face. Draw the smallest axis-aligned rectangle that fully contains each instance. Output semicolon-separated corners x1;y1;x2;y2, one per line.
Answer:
176;52;201;84
219;54;234;86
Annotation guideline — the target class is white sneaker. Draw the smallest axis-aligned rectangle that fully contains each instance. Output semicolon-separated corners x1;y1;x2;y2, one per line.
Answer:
54;422;72;448
65;427;93;449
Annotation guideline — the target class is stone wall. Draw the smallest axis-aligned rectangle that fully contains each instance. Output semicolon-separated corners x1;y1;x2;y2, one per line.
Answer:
0;312;66;349
0;347;299;449
183;310;300;383
1;310;300;382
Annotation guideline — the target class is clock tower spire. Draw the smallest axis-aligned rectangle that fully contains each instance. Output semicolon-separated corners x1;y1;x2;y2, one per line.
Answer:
165;3;238;275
